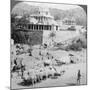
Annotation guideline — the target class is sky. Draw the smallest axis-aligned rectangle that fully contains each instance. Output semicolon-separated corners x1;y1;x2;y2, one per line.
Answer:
13;0;81;10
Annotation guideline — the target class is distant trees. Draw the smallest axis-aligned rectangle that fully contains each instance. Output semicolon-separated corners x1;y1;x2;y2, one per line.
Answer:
11;14;30;43
11;14;30;30
11;14;17;23
11;14;18;39
17;15;29;27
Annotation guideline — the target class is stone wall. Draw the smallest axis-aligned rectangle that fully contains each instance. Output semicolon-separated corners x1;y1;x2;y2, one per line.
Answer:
12;30;43;45
43;30;80;45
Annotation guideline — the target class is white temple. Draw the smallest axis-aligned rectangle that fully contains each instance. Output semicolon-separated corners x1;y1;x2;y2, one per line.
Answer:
26;7;58;31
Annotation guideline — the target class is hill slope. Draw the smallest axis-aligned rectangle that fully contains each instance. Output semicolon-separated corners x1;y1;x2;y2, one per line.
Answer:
11;2;87;26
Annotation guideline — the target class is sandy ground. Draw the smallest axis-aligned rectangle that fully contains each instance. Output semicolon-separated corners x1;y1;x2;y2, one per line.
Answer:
11;48;87;89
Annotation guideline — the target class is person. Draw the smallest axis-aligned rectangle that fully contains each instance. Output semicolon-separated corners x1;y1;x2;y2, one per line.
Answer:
39;51;42;56
77;70;81;85
14;58;17;65
19;60;26;78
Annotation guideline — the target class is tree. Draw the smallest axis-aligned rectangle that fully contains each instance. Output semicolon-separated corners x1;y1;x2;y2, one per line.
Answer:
11;14;17;23
49;31;56;45
18;17;29;25
11;14;18;39
27;35;33;56
11;14;30;43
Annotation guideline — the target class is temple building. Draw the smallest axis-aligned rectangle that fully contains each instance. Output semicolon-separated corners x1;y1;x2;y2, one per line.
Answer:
13;7;59;45
17;7;58;31
62;17;76;26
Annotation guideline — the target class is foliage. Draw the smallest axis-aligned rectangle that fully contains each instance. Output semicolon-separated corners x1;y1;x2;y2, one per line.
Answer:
66;34;87;51
11;14;30;39
12;30;43;45
49;31;56;42
18;16;29;25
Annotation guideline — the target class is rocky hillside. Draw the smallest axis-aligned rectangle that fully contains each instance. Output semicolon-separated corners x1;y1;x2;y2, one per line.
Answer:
50;8;87;26
11;2;87;26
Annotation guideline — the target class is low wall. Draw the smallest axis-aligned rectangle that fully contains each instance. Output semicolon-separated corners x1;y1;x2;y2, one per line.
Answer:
43;30;80;45
12;29;80;46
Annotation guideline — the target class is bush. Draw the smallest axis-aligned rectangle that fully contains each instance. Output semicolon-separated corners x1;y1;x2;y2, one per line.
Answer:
69;42;82;51
65;34;87;51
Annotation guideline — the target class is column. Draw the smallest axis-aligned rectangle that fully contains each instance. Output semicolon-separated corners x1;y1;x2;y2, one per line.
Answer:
48;26;50;30
39;25;41;30
43;25;45;30
33;24;35;31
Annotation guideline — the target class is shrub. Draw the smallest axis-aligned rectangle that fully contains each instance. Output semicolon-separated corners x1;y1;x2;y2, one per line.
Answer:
65;34;87;51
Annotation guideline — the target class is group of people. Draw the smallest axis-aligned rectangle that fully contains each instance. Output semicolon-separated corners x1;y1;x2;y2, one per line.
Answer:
11;44;82;85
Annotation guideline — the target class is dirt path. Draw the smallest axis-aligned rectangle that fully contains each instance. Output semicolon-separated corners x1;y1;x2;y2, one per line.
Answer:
11;48;87;89
11;62;86;89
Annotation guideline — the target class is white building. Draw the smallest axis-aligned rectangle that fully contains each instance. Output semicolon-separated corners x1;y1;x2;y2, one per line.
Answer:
26;7;59;31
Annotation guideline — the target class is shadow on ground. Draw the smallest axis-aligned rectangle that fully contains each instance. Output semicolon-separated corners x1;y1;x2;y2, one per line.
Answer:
18;81;33;86
66;83;77;86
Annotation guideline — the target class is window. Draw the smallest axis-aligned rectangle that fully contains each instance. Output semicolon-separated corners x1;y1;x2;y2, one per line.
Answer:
30;25;32;29
39;25;42;30
36;25;38;30
28;25;30;29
